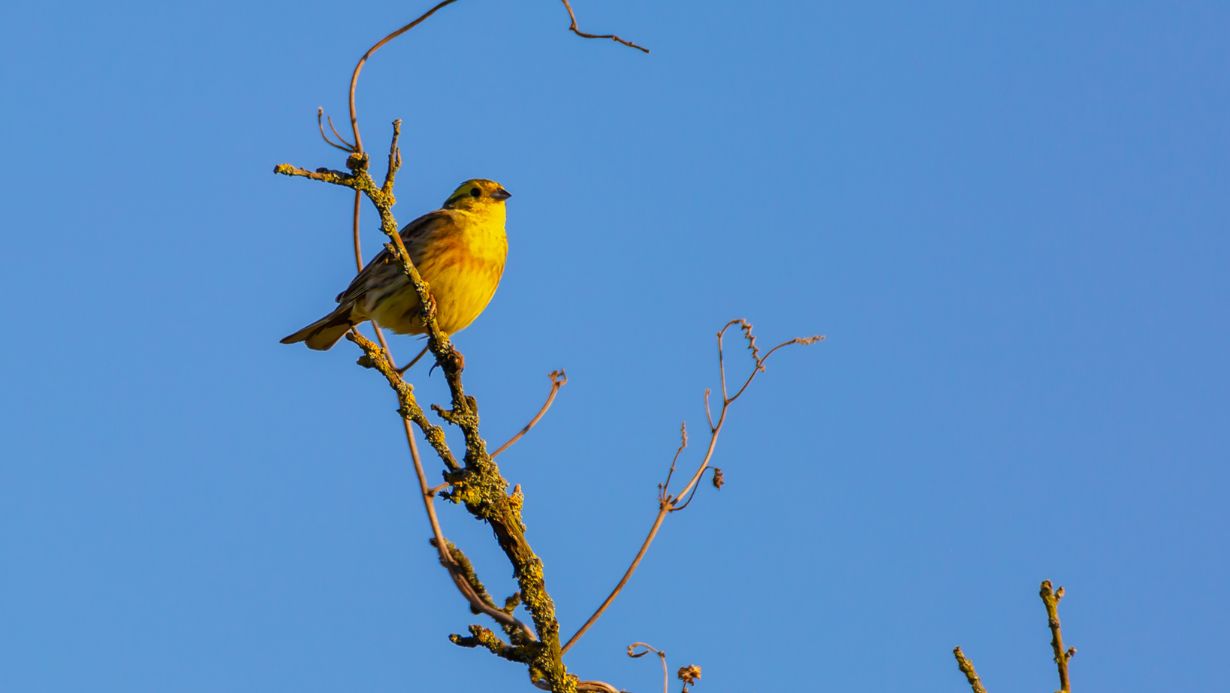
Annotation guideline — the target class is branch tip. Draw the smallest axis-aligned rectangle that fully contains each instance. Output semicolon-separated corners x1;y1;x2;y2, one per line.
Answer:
560;0;650;53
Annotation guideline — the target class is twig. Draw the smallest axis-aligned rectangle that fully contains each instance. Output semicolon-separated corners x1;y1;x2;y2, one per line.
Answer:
628;642;669;693
347;0;460;154
952;647;988;693
317;107;355;152
560;0;649;53
451;624;522;662
658;422;688;502
560;321;823;653
492;370;568;458
1041;580;1074;693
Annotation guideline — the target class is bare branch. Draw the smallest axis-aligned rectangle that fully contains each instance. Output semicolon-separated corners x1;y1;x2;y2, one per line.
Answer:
561;321;823;654
347;330;459;470
451;624;522;662
272;163;355;187
1041;580;1074;693
561;511;668;655
560;0;649;53
952;647;988;693
658;421;688;502
383;118;403;195
347;0;461;154
493;370;568;458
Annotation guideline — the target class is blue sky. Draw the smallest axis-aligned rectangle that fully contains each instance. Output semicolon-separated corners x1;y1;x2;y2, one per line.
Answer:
2;1;1227;691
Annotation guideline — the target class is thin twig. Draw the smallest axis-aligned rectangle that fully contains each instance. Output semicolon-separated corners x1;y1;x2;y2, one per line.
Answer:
628;642;669;693
492;370;568;458
561;322;822;653
560;0;649;53
383;119;403;195
348;0;460;154
317;107;355;152
658;422;688;502
1041;580;1074;693
329;111;356;150
953;647;988;693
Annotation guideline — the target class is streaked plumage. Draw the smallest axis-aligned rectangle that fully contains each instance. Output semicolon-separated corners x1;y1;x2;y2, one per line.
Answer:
282;178;510;350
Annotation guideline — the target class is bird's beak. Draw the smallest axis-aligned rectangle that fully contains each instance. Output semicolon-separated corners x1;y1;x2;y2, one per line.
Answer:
492;188;512;201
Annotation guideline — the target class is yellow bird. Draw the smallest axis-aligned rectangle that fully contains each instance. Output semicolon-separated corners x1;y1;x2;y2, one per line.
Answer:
282;178;510;351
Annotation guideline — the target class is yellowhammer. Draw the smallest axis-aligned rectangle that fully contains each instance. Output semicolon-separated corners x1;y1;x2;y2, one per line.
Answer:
282;178;510;351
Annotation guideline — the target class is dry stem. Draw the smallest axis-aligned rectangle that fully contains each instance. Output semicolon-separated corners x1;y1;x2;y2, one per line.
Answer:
493;370;568;457
1041;580;1074;693
560;0;650;53
561;321;823;653
952;647;987;693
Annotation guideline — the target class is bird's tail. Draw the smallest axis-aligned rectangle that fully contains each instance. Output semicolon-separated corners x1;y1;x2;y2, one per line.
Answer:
280;304;356;350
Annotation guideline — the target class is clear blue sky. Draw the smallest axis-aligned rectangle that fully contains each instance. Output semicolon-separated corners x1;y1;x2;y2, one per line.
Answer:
2;2;1227;691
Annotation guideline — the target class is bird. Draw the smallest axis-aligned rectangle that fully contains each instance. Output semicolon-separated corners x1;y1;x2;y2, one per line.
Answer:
281;178;510;356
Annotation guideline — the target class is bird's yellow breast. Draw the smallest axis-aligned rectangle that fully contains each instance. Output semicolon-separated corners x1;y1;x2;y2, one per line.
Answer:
368;209;507;336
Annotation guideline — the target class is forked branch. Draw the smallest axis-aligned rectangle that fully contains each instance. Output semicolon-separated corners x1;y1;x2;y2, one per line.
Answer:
1041;580;1075;693
561;320;823;653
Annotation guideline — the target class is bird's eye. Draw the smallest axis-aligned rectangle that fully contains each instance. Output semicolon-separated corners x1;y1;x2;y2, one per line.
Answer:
470;187;481;197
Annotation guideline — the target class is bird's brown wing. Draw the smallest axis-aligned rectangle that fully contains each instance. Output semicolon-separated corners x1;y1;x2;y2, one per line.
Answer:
334;210;456;304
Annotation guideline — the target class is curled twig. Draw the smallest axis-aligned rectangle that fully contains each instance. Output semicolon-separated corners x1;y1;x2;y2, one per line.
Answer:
627;642;669;693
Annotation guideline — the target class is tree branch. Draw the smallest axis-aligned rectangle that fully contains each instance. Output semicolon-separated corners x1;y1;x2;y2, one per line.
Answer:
952;647;988;693
1041;580;1075;693
954;580;1077;693
561;321;823;653
560;0;649;53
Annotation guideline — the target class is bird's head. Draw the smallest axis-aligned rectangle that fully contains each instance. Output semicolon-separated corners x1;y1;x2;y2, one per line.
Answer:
443;179;511;214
